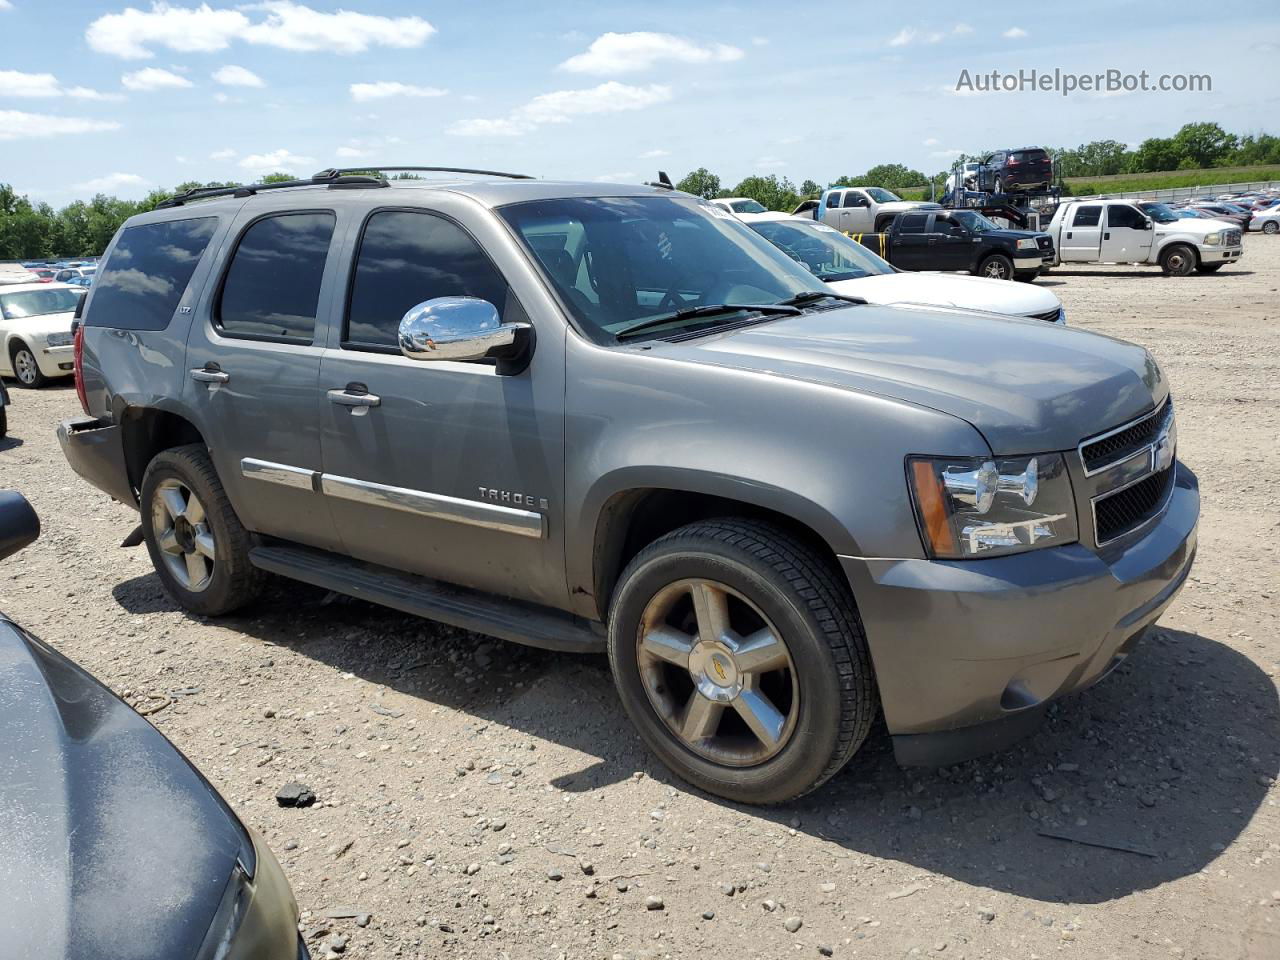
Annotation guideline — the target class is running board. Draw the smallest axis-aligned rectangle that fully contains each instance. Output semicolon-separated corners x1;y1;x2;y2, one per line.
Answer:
248;544;605;654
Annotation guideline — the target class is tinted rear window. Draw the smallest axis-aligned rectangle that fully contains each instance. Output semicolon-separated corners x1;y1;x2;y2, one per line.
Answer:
1012;150;1049;163
87;217;217;330
898;213;929;233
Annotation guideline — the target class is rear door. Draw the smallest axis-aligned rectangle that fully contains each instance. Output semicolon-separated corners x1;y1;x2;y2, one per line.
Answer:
183;199;344;551
1098;203;1154;263
888;213;932;269
1060;204;1104;261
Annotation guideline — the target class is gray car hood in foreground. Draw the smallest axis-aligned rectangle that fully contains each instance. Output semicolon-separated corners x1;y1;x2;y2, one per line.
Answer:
0;617;243;960
652;304;1164;455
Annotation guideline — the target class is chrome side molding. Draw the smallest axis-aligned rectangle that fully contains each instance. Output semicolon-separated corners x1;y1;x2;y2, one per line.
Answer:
241;458;318;491
321;474;547;539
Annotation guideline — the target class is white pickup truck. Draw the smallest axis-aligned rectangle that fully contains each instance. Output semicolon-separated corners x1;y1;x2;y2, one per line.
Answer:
1044;198;1243;276
814;187;939;234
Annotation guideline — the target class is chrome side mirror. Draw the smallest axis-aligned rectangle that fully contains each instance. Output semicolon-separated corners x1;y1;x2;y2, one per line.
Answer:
397;297;532;367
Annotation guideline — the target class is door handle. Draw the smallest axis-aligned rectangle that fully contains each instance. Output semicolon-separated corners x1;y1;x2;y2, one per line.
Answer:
1104;232;1110;240
1066;232;1073;239
190;367;229;384
327;388;381;408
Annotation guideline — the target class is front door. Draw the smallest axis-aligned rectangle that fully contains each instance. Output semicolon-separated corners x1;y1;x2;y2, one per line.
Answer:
317;204;568;609
1098;204;1154;263
930;217;973;271
1060;204;1104;262
184;202;343;552
889;212;932;269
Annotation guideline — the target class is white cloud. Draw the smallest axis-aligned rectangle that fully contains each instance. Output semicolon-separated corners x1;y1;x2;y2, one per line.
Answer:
212;91;232;103
750;37;769;47
953;23;974;34
755;157;786;169
87;1;435;60
212;64;264;87
238;148;314;173
0;1;14;10
349;81;447;102
892;23;971;46
640;148;670;159
1003;26;1028;38
923;137;939;146
122;67;193;92
0;70;122;101
451;81;671;137
73;172;149;192
559;32;742;75
930;148;964;157
0;110;122;141
335;145;372;158
889;28;915;47
210;147;236;160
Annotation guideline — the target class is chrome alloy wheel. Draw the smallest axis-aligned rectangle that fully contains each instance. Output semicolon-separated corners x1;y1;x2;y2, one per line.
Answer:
13;348;38;385
636;579;799;767
152;478;215;592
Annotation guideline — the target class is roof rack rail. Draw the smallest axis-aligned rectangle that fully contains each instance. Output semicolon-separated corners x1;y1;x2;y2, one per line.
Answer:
155;172;386;209
311;166;534;181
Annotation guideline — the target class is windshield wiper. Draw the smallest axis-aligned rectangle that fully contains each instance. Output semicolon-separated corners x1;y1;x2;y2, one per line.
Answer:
778;291;868;307
614;302;801;341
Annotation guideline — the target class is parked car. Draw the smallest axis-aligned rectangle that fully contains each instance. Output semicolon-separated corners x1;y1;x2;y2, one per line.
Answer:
1046;199;1242;275
815;186;939;233
944;162;982;194
60;171;1198;804
851;209;1054;281
1185;202;1250;228
977;147;1054;194
0;264;40;285
0;282;82;387
748;218;1065;321
65;274;95;289
54;266;96;283
0;491;307;959
709;197;789;221
1248;205;1280;233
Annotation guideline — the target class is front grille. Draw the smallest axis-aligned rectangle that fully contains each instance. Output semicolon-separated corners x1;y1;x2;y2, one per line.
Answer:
1094;465;1175;544
1080;401;1172;473
1026;308;1061;323
1036;236;1053;251
1224;228;1241;246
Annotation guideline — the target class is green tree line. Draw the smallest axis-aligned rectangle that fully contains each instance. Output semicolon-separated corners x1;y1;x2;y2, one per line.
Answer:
3;122;1279;258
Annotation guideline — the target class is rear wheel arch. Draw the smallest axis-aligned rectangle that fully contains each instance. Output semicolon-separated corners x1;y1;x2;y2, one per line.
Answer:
120;407;209;499
589;485;852;623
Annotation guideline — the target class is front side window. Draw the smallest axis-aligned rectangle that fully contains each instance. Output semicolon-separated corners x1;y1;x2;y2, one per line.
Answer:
1106;205;1145;229
1138;202;1179;224
87;217;218;330
500;195;825;344
750;220;893;281
1072;206;1103;227
0;287;84;320
950;210;1000;233
842;192;867;208
346;210;509;348
217;212;335;341
898;213;929;233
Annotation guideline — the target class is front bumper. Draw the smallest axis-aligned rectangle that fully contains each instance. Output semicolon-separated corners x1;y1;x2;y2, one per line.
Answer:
1200;244;1243;262
36;343;74;377
840;461;1199;765
57;415;137;507
215;830;303;960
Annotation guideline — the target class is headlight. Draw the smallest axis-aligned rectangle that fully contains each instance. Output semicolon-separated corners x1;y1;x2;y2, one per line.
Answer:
908;454;1078;559
1203;231;1221;245
1057;306;1067;325
45;331;74;347
1016;238;1038;251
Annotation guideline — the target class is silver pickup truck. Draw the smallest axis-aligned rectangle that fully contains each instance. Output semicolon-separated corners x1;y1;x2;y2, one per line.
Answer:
58;169;1198;804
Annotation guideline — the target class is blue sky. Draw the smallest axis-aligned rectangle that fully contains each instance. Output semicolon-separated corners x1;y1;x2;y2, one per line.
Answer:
2;0;1278;203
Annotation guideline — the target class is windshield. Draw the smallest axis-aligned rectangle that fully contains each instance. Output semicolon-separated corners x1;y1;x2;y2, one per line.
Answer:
750;220;893;281
864;188;900;204
1138;202;1180;223
950;210;1002;233
0;287;84;320
500;196;827;343
730;199;767;214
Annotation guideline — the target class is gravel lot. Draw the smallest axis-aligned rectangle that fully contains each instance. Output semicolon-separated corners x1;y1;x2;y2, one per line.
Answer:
3;240;1278;960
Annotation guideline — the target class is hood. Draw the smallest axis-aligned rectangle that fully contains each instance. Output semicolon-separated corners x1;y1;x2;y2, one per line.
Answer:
982;227;1049;242
881;201;940;213
5;309;76;335
0;618;246;960
1161;217;1237;235
827;273;1061;318
650;303;1163;454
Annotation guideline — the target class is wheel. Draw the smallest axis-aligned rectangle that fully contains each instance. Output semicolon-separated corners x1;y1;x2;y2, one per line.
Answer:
140;444;262;616
977;254;1014;280
1159;243;1197;277
9;341;46;388
1195;263;1225;273
607;518;877;804
994;177;1005;194
1263;220;1278;235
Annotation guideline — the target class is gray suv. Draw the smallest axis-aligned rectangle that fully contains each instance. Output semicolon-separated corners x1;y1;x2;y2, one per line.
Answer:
58;168;1199;804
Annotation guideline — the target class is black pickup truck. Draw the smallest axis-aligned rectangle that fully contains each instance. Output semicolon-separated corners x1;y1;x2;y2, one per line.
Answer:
852;209;1055;282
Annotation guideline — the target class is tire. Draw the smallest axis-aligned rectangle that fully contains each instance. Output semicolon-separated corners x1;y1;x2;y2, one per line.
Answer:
607;518;877;804
9;341;46;388
1195;263;1225;273
0;405;6;440
1263;220;1279;235
140;444;262;616
976;254;1014;280
1160;243;1197;277
994;177;1005;194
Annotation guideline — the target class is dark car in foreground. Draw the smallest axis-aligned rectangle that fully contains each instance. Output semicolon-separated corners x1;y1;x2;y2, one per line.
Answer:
0;491;306;959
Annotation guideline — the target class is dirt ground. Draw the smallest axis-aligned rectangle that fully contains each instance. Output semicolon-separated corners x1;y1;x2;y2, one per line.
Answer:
2;240;1278;960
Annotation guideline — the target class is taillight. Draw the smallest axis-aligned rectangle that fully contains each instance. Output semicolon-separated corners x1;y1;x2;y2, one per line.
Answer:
73;324;89;415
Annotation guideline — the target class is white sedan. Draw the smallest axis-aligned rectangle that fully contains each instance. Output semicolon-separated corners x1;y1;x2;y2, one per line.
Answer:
1248;206;1280;234
749;217;1065;324
711;198;792;222
0;283;83;387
